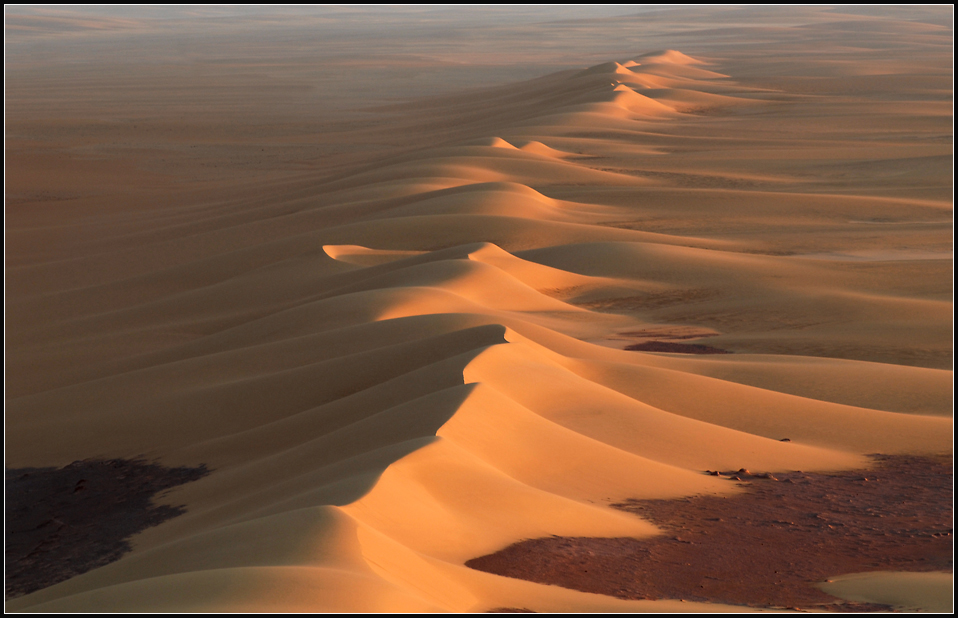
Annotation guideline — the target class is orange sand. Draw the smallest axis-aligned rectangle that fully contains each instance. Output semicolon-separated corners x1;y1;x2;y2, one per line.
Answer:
5;6;952;613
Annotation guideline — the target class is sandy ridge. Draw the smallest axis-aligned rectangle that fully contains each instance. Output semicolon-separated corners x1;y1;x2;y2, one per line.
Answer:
6;25;952;613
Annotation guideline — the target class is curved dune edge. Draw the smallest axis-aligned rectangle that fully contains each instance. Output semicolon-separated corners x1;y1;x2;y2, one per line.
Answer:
7;325;948;612
7;39;952;613
818;571;954;614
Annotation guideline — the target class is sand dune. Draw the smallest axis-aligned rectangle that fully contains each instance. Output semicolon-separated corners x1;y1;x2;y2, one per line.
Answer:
5;6;952;613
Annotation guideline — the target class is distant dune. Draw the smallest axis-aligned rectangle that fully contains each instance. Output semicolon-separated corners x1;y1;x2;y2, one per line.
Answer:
5;6;953;613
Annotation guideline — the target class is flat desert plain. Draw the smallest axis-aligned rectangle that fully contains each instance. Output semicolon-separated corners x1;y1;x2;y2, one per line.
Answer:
5;6;953;613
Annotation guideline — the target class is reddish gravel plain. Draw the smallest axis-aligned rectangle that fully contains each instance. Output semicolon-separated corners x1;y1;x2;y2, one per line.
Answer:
467;454;953;611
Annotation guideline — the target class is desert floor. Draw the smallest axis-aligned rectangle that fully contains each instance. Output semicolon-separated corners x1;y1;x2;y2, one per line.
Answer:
5;6;953;613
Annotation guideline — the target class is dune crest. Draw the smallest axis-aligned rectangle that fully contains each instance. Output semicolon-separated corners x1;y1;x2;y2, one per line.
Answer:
634;49;707;65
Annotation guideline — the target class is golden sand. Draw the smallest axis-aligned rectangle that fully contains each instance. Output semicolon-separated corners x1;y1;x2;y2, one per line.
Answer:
6;6;952;612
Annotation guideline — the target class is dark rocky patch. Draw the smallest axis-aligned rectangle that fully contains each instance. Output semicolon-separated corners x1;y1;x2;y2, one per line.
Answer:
626;340;731;354
466;454;952;611
6;458;209;599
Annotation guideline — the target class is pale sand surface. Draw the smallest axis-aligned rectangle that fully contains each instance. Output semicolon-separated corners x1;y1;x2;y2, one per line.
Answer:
819;571;953;613
5;6;953;612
